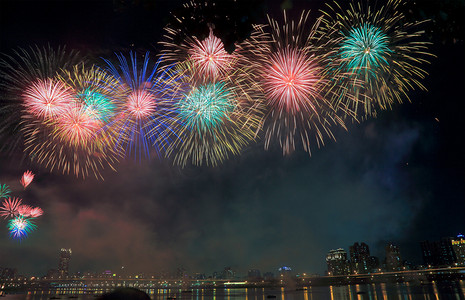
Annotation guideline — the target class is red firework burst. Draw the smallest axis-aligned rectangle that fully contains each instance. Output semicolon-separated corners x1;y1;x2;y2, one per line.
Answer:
188;30;234;78
22;78;73;119
20;170;35;189
126;90;156;120
0;197;22;219
264;48;321;113
17;204;33;217
29;207;43;218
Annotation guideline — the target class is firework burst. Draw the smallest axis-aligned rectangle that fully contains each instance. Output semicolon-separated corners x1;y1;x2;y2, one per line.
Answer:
321;0;432;118
160;26;236;80
21;65;123;179
103;52;180;160
0;197;22;219
238;11;345;155
0;45;81;154
8;216;37;239
20;170;35;189
165;62;263;166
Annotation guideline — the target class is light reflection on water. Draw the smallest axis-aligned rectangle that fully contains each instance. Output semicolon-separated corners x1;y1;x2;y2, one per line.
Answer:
4;281;465;300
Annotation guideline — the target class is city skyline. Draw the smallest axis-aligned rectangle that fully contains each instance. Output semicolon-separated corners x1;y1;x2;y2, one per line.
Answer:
0;0;464;278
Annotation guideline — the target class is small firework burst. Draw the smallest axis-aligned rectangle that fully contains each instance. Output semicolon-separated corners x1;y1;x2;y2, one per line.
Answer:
29;207;43;218
17;204;33;217
20;170;35;189
0;197;22;219
8;216;37;239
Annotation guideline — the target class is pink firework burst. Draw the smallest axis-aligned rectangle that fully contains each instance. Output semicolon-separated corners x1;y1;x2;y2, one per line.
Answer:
0;197;22;219
22;78;73;119
264;48;321;113
188;30;234;78
126;89;156;120
17;204;33;217
29;207;43;218
20;170;35;188
56;102;102;146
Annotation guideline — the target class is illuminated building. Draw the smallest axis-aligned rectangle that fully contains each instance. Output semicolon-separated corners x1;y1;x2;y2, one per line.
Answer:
222;267;235;279
58;248;72;277
452;233;465;265
349;242;370;274
385;243;403;271
326;248;350;275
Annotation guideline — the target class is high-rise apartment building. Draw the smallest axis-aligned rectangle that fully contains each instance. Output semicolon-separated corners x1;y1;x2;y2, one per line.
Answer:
385;243;403;271
58;248;72;277
452;234;465;265
326;248;350;276
421;237;456;266
349;242;370;274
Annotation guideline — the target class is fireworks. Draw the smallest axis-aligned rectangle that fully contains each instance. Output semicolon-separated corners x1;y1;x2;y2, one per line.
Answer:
103;52;180;159
239;12;345;155
165;62;263;166
321;0;432;118
22;79;73;119
178;82;235;133
0;2;433;175
0;46;82;154
0;197;22;219
160;26;237;80
1;174;43;240
0;184;11;199
20;170;35;189
8;216;37;239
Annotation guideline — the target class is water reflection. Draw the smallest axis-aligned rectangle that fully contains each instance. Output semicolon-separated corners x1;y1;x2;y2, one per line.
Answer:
6;282;465;300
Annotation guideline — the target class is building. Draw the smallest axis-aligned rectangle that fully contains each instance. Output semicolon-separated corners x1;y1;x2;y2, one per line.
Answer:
421;238;456;267
349;242;370;274
385;243;403;271
326;248;350;276
247;269;261;280
58;248;72;277
452;234;465;265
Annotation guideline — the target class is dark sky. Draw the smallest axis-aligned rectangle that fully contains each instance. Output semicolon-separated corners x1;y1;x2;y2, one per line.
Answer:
0;0;464;277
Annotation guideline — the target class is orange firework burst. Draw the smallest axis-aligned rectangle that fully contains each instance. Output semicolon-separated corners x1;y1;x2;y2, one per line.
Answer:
20;170;35;189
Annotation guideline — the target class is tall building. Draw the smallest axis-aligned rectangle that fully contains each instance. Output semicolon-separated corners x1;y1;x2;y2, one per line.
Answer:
326;248;350;276
58;248;72;277
421;238;457;266
385;243;403;271
452;234;465;265
349;242;370;274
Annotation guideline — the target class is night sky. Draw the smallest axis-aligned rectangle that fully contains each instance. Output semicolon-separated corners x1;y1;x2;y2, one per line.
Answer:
0;0;464;277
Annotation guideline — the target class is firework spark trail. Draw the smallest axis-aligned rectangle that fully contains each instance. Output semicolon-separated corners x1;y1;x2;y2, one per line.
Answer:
320;0;432;119
0;184;11;199
20;170;35;189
